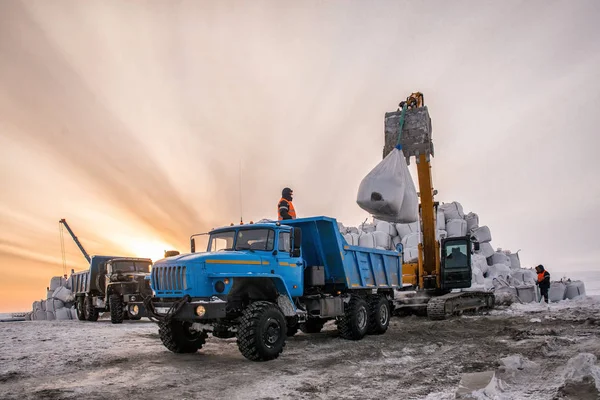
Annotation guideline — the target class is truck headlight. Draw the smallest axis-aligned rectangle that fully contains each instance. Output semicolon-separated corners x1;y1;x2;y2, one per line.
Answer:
195;305;206;317
129;305;139;316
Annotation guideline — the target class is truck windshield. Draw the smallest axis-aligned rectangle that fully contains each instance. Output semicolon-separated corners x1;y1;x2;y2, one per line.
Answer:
112;261;151;273
208;231;236;252
236;229;274;251
444;243;469;268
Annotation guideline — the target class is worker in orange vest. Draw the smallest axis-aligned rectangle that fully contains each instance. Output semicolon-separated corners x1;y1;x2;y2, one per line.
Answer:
278;187;296;220
535;264;550;303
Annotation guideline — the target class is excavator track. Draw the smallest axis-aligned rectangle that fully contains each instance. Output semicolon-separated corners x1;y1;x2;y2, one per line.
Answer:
426;291;495;321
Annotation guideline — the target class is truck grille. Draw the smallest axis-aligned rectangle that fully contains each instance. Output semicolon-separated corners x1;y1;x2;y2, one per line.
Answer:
152;266;187;293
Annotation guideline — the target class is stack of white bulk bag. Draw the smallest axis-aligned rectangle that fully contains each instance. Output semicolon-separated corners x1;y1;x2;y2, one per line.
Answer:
446;219;467;237
52;286;73;303
373;231;392;249
358;232;375;248
401;232;421;249
549;281;567;302
465;212;479;233
565;280;586;299
376;220;397;237
489;251;511;267
487;264;511;280
49;276;66;291
507;252;521;269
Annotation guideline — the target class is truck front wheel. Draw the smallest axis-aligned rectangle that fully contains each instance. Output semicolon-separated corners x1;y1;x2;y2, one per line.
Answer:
337;296;369;340
159;320;207;353
76;297;86;321
84;296;99;322
237;301;287;361
367;296;390;335
109;294;124;324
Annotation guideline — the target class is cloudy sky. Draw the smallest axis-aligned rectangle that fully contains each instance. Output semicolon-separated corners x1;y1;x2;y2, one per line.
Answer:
1;0;599;311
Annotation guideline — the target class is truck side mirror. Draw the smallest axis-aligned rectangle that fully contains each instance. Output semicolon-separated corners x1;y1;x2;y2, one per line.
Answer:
191;238;196;253
293;228;302;249
473;242;480;252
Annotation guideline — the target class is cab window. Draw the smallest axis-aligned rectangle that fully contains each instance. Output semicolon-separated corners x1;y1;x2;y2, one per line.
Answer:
235;229;274;251
444;243;469;268
278;231;291;252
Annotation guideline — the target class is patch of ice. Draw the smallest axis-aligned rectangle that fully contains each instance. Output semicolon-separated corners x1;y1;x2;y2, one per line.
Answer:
529;318;541;323
562;353;600;391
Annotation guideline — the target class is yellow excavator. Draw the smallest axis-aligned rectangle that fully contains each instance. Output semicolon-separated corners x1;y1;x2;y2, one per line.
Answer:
386;92;495;319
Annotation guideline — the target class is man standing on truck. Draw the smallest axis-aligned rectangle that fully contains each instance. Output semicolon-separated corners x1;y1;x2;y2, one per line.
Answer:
278;187;296;220
535;264;550;303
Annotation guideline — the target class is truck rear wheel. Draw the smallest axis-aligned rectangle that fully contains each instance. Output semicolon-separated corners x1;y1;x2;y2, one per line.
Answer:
76;297;86;321
84;296;99;322
159;320;207;353
300;319;325;334
367;296;390;335
286;317;299;337
337;296;369;340
237;301;287;361
109;294;124;324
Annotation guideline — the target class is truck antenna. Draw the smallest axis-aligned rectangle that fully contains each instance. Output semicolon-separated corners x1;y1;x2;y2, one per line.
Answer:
239;160;243;224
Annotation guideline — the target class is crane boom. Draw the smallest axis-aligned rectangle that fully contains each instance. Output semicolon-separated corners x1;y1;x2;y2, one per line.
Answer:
59;219;91;263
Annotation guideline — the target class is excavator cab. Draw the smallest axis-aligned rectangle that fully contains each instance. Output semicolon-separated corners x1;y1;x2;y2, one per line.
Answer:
440;237;473;290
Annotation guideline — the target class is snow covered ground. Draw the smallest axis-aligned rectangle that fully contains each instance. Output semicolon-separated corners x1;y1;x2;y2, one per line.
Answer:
1;297;600;400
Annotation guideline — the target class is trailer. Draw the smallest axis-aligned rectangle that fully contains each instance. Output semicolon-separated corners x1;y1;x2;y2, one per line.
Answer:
140;216;402;361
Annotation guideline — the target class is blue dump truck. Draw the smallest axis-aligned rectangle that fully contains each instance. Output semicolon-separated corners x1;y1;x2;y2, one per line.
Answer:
141;216;402;361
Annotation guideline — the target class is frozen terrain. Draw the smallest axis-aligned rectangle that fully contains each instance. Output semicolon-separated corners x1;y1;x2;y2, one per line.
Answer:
1;297;600;400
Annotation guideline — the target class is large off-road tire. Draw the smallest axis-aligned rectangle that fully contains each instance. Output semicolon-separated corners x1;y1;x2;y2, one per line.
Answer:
300;318;326;334
337;296;369;340
76;297;86;321
237;301;287;362
109;294;124;324
159;320;208;354
286;317;299;337
367;295;390;335
84;296;99;322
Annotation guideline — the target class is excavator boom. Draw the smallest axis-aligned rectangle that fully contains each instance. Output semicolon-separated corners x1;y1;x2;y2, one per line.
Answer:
59;219;91;263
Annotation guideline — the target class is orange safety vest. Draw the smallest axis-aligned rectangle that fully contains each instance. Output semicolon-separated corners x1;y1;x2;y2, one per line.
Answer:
278;198;296;220
537;271;546;283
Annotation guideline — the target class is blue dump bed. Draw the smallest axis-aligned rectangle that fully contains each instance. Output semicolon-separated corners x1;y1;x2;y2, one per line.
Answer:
283;217;402;290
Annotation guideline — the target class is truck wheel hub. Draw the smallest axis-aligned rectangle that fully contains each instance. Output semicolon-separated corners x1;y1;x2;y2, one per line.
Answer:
264;318;281;347
379;304;389;325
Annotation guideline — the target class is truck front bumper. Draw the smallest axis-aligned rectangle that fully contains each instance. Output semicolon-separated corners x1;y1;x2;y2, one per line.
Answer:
137;297;227;321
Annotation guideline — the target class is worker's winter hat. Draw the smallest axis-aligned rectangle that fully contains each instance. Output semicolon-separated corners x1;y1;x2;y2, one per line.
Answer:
282;187;293;199
536;264;545;272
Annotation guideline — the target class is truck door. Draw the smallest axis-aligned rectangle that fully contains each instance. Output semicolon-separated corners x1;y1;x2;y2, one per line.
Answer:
276;230;303;296
440;237;472;290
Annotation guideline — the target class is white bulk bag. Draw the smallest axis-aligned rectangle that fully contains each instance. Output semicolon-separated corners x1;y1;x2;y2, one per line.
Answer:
373;231;392;249
565;281;586;299
486;264;511;280
490;251;511;267
522;269;537;284
33;301;43;311
358;232;375;248
472;265;485;285
465;212;479;232
437;230;448;240
392;235;402;249
471;226;492;243
472;254;489;276
46;299;65;312
516;285;537;303
52;286;73;303
343;233;353;245
49;276;67;291
46;289;54;299
376;221;398;237
70;308;78;320
55;307;72;320
46;311;56;321
476;242;495;258
436;210;446;231
357;148;419;223
508;253;521;269
403;247;419;263
360;223;376;233
347;227;359;235
446;219;467;237
549;281;567;302
395;222;418;239
439;202;465;221
350;233;361;246
34;310;47;320
401;232;421;249
337;222;346;233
